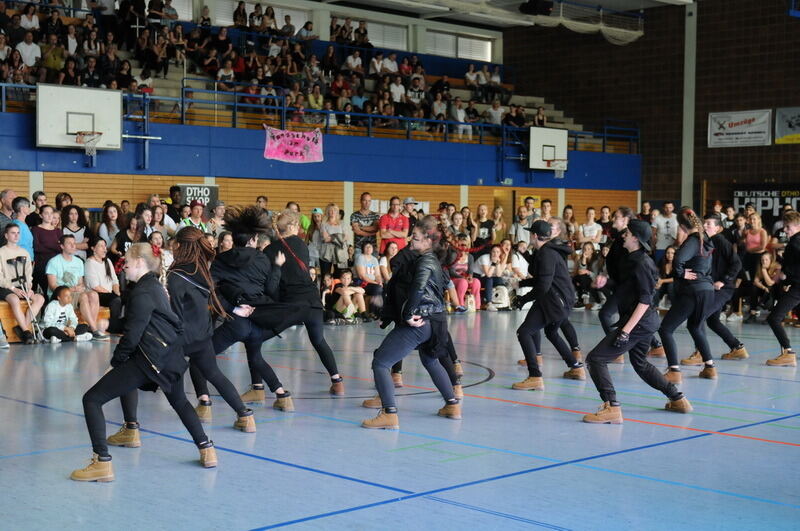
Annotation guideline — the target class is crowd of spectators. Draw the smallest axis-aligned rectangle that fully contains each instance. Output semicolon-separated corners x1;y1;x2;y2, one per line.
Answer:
2;185;794;347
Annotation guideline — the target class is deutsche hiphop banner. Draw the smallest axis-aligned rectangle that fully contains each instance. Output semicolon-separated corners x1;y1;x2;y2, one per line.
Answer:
733;185;800;227
708;109;772;148
775;107;800;144
263;126;324;163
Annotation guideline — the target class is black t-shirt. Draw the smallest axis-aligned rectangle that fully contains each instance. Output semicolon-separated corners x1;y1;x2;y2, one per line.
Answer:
83;68;102;87
405;213;417;236
474;219;495;248
212;36;231;55
25;212;42;228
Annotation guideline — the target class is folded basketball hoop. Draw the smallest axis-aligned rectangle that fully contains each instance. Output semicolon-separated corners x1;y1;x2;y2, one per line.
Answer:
546;158;568;178
75;131;103;156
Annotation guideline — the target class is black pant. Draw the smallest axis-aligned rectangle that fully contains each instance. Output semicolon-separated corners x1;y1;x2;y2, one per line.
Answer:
186;339;248;416
654;282;675;307
248;307;339;387
586;317;681;404
599;292;619;335
767;285;800;349
517;305;578;377
42;324;90;341
98;292;124;334
82;360;208;458
659;290;715;365
706;287;740;350
390;332;460;386
212;315;283;392
371;322;454;410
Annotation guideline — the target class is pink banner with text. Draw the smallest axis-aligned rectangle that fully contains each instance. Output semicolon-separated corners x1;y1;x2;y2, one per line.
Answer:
263;126;324;163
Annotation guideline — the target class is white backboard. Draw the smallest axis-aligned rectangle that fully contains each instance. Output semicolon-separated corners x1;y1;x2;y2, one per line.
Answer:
529;127;568;170
36;84;123;150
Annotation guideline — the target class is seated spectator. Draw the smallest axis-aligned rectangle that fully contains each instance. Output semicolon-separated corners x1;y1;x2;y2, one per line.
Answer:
410;65;426;90
405;77;426;111
43;11;64;43
0;34;10;62
99;44;121;80
84;237;123;333
431;91;447;118
368;51;383;78
110;214;144;258
342;50;363;77
0;223;46;343
45;235;107;338
202;48;220;77
20;5;40;41
308;83;324;111
210;27;233;59
16;32;41;81
58;57;81;85
39;32;66;83
431;74;451;101
41;286;94;343
320;44;338;79
488;65;511;105
533;106;548;127
483;100;505;128
448;239;481;312
333;269;369;322
144;37;168;78
267;36;283;57
389;75;406;114
7;15;27;49
82;56;103;87
354;20;372;48
217;58;237;91
304;54;324;89
449;97;471;140
572;242;601;307
354;241;382;315
296;20;318;46
381;52;399;76
465;64;483;102
472;244;508;310
133;68;153;89
329;73;350;99
398;56;412;82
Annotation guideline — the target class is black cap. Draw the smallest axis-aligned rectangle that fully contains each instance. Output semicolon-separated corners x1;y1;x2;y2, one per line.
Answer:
525;219;552;240
627;219;652;252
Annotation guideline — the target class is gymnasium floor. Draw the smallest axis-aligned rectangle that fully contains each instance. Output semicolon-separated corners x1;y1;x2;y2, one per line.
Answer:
1;311;798;530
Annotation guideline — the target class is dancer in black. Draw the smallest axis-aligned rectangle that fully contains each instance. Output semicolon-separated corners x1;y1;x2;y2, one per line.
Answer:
512;220;584;391
658;208;715;383
361;216;460;429
680;214;748;371
584;220;692;423
765;210;800;367
71;243;217;482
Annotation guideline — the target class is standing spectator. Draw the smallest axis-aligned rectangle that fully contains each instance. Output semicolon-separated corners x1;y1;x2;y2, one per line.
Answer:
206;200;226;236
472;203;495;255
10;198;34;259
493;206;507;241
652;201;677;263
295;21;317;54
166;185;182;222
639;200;652;221
350;192;379;258
178;200;207;232
378;196;409;254
577;207;602;250
402;197;418;237
26;192;47;228
319;203;347;277
0;189;16;247
354;20;372;48
32;205;62;294
509;206;530;244
306;207;324;267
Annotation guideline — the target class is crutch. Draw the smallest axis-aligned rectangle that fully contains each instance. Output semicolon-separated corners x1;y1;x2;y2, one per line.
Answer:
6;257;44;343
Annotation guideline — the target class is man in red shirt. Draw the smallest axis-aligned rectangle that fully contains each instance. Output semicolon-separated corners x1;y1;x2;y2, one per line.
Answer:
379;196;409;254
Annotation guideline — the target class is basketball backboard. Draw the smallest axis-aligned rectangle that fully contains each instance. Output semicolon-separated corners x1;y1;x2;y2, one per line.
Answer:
36;84;122;151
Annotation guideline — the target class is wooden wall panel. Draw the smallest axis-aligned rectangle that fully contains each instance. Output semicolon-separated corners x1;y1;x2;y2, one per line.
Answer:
352;183;460;214
0;171;29;198
565;189;638;222
467;186;496;212
44;173;203;208
217;178;343;211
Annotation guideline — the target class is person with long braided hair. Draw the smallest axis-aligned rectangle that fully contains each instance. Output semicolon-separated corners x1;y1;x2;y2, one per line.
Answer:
361;216;461;430
658;207;716;384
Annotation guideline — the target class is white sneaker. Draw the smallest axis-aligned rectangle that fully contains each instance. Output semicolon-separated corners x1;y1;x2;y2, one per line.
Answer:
50;336;62;344
76;332;93;342
727;313;743;322
581;293;590;305
486;303;498;312
0;335;9;349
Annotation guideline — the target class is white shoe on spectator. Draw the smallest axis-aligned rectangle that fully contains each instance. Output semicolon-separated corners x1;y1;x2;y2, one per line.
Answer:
727;313;743;322
76;332;93;342
486;303;498;312
50;336;62;344
0;334;8;349
92;331;110;341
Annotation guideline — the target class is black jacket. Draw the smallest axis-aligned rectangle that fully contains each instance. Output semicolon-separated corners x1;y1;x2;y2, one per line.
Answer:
111;272;184;388
710;233;741;290
615;249;660;333
383;248;447;324
673;234;714;293
605;229;629;289
531;240;575;322
264;235;321;309
211;247;281;310
167;263;215;345
780;233;800;286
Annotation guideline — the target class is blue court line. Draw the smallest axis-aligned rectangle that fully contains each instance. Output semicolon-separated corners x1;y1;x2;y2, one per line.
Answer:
250;411;800;529
715;371;800;384
423;497;572;529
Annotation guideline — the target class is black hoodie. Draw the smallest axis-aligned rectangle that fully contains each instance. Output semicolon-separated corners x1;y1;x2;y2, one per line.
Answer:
264;235;321;309
780;232;800;286
167;263;215;345
211;246;281;311
710;233;741;290
531;239;576;322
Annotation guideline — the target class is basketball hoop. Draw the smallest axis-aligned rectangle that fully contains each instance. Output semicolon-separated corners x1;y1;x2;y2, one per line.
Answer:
75;131;103;156
545;158;568;179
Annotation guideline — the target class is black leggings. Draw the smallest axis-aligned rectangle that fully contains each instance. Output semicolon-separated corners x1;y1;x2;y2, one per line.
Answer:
390;332;460;386
212;315;284;392
186;339;248;416
82;360;208;458
517;305;578;377
706;287;741;350
98;292;124;334
43;324;90;341
767;285;800;349
659;289;715;366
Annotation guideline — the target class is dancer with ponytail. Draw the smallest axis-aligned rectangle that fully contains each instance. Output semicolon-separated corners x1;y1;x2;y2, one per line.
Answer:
658;208;716;383
71;243;217;482
583;220;692;424
361;216;461;429
765;210;800;367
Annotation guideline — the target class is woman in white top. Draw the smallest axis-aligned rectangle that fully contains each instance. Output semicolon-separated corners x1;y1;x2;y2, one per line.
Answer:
151;204;174;240
21;5;40;32
378;241;399;284
83;30;101;58
0;34;11;61
431;91;447;118
578;206;602;249
84;237;123;333
511;240;531;279
61;205;91;260
148;231;172;285
471;244;508;309
139;207;155;239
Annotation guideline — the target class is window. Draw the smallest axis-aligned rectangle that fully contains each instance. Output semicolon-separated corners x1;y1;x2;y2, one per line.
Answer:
171;0;193;21
366;21;408;50
214;1;308;30
427;30;493;62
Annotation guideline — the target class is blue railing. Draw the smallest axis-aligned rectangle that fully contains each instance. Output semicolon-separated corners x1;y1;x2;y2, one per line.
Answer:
7;0;92;18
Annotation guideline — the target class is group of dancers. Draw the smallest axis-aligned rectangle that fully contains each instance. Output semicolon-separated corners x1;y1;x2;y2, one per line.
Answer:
69;203;800;481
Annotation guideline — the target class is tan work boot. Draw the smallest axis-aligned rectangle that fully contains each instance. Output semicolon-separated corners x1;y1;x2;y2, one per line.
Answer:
361;410;399;429
681;351;703;366
665;397;693;413
572;349;582;362
240;386;266;403
392;373;404;388
199;445;218;468
512;376;545;390
273;396;295;412
453;361;464;377
107;426;141;448
663;369;682;384
329;380;345;396
721;346;749;360
611;355;625;364
70;454;114;482
437;403;462;420
766;349;797;367
362;395;382;408
648;345;666;357
517;355;543;367
234;414;256;433
563;367;586;380
698;365;717;379
583;402;623;424
453;384;463;399
195;403;212;424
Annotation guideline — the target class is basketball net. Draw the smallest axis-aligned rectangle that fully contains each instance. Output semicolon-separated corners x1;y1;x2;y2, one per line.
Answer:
75;131;103;157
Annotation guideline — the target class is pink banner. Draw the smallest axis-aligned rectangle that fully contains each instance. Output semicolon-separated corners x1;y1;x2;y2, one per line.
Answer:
263;126;324;163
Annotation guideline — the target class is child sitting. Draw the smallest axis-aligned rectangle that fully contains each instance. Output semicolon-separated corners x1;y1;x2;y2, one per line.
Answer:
42;286;94;343
333;270;371;322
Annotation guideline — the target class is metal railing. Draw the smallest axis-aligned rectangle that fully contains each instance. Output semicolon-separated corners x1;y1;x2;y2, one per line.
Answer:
7;0;92;18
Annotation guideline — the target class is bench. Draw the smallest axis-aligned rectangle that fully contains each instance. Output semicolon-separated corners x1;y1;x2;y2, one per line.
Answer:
0;301;111;343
